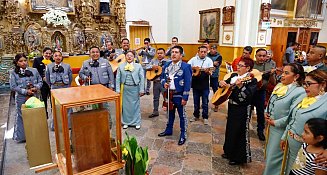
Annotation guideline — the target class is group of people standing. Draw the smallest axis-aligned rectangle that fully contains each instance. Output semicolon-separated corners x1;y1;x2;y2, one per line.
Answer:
9;35;327;174
225;45;327;175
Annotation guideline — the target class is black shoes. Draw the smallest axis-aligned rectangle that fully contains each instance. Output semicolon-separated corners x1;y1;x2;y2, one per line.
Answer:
221;153;228;159
158;131;172;137
229;161;241;165
146;92;150;95
148;113;159;118
221;153;242;165
258;132;266;141
178;137;186;145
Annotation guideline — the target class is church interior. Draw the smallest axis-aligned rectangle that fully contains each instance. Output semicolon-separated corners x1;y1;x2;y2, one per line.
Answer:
0;0;326;174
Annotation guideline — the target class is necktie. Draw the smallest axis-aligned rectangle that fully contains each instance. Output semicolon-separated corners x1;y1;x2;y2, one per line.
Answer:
297;97;317;109
272;84;288;97
124;63;134;72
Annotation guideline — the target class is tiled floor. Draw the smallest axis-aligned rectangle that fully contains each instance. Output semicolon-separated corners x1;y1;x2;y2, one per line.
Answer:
3;89;265;175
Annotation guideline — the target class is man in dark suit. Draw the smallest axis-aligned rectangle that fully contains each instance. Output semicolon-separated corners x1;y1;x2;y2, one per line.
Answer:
33;47;53;118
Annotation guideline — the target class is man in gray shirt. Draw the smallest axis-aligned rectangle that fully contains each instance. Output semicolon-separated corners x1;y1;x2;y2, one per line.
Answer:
139;38;156;94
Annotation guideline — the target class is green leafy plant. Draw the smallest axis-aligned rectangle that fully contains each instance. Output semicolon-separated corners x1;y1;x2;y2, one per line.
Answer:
121;132;149;175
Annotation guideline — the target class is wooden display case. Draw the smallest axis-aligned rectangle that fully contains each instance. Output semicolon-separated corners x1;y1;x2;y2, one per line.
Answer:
50;84;124;175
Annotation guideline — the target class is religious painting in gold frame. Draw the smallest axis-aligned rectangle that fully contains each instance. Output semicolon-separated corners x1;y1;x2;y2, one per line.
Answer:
29;0;75;13
222;6;235;25
199;8;220;43
271;0;295;11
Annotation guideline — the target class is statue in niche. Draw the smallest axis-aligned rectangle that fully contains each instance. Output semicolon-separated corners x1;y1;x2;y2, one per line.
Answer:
100;0;110;14
73;28;85;53
24;27;41;52
261;3;272;22
52;32;65;52
100;33;112;48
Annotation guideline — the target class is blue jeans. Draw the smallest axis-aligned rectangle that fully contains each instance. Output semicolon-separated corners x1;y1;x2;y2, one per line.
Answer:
251;89;266;133
210;77;219;93
192;88;210;119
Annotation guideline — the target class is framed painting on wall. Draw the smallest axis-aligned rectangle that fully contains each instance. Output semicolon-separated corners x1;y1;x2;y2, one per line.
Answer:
257;31;267;45
222;31;233;45
271;0;295;11
199;8;220;43
29;0;75;13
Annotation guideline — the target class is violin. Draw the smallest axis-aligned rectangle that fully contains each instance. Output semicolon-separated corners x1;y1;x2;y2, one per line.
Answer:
162;77;174;111
162;90;174;111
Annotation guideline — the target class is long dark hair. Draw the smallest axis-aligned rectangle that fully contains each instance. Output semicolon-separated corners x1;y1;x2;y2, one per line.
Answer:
13;53;27;74
285;63;305;86
306;118;327;149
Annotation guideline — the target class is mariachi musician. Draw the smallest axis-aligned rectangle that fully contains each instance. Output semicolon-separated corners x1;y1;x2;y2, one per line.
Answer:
10;54;43;143
100;40;116;61
219;57;257;165
115;38;138;62
45;51;73;130
252;48;276;141
146;48;169;118
79;46;114;89
158;46;192;145
187;46;213;125
33;47;53;118
138;38;156;95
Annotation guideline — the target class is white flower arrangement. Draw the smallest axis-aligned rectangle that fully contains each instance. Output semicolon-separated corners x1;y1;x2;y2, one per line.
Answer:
41;9;71;28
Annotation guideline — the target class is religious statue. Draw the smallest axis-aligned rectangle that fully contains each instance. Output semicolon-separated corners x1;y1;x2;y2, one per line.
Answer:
24;27;40;52
261;3;271;22
52;32;65;52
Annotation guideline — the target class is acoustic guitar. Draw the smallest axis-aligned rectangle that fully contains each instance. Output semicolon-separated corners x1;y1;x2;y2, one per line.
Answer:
211;69;263;106
211;75;254;106
146;66;162;81
109;54;126;72
192;67;215;76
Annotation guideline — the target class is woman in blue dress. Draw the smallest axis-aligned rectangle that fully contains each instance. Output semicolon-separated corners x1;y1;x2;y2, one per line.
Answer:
116;51;145;129
264;63;305;175
280;69;327;175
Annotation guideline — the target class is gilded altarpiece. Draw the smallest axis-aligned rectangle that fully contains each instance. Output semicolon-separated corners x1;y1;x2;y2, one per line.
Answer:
0;0;126;88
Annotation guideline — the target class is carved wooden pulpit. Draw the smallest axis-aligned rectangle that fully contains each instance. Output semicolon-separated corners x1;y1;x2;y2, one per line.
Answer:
47;84;124;175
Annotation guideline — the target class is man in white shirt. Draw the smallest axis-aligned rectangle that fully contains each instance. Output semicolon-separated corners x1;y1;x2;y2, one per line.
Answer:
188;46;213;125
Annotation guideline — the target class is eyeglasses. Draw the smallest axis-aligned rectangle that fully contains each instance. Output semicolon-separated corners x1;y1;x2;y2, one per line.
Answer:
144;42;149;44
237;64;247;67
303;81;319;88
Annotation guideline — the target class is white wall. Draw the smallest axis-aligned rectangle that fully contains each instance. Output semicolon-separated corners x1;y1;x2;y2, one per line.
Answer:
318;14;327;43
125;0;168;43
125;0;224;43
176;0;224;43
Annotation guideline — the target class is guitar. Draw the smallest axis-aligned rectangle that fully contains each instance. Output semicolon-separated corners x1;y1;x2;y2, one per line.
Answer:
192;67;215;76
109;54;126;72
211;75;254;106
146;66;162;81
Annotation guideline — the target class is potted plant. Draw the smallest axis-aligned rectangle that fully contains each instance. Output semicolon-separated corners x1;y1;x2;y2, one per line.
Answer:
121;132;150;175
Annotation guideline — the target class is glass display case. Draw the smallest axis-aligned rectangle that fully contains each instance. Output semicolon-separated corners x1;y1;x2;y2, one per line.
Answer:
50;84;124;174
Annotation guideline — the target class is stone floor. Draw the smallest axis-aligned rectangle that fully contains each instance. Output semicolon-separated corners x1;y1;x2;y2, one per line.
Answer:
2;88;265;175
